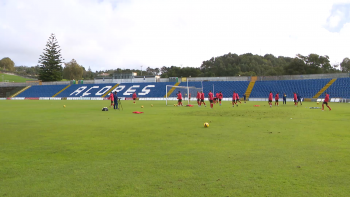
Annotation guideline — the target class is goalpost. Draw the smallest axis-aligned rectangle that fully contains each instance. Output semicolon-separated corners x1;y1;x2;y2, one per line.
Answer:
185;77;215;97
165;85;202;106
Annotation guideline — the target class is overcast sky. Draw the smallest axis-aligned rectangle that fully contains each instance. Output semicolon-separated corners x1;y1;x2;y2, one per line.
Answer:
1;0;350;71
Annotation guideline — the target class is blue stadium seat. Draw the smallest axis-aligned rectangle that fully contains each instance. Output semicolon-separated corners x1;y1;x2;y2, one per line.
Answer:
16;85;67;97
319;78;350;98
202;81;250;98
167;81;250;98
250;79;331;98
14;78;350;99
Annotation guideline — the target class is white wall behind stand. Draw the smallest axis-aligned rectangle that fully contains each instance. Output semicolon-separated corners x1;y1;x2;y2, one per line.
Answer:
130;78;156;83
187;76;250;82
93;78;157;84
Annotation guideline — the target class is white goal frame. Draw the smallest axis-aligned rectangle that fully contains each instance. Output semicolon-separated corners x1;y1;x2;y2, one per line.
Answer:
165;85;202;106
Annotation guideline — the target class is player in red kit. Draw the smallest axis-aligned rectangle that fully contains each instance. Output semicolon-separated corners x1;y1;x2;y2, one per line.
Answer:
218;91;223;106
208;91;214;108
200;91;206;107
214;92;219;104
293;92;298;106
108;92;114;108
275;92;279;106
177;91;183;106
322;92;332;111
232;91;237;107
196;91;201;106
236;93;241;105
268;91;273;107
132;92;137;103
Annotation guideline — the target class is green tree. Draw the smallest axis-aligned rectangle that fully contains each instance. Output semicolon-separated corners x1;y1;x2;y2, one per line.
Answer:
296;53;336;74
159;66;202;78
284;58;307;75
199;53;292;77
239;71;256;76
265;68;278;76
15;65;39;76
98;52;344;78
38;34;64;81
146;67;161;75
340;57;350;72
83;66;94;79
63;59;84;80
0;57;15;71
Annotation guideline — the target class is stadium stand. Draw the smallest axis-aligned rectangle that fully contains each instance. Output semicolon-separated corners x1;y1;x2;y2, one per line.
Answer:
313;78;337;98
56;82;177;98
319;78;350;98
16;85;67;97
166;81;250;98
245;76;257;99
250;79;331;98
10;78;350;99
203;81;250;98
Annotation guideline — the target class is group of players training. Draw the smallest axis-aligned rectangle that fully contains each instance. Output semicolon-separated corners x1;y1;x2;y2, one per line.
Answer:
267;92;302;107
267;92;332;110
176;90;246;109
176;90;332;111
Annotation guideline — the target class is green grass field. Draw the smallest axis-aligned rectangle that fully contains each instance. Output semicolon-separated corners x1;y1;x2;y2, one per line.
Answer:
0;100;349;196
0;73;36;83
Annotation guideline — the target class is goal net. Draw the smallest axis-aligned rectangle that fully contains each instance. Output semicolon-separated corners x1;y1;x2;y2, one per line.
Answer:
165;85;202;106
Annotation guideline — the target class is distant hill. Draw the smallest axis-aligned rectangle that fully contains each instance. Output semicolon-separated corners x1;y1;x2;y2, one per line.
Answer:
0;73;37;83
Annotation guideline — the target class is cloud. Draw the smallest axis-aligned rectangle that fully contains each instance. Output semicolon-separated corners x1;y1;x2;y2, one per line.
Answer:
328;11;343;28
325;3;350;32
0;0;350;71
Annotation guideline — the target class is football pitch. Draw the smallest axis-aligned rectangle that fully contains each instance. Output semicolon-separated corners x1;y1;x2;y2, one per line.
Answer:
1;100;349;196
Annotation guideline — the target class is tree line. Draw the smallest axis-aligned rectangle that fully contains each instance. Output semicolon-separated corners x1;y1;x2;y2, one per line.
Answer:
159;53;349;78
2;34;350;82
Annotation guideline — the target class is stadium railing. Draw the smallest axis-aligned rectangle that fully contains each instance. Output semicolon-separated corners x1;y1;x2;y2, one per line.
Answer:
256;73;350;81
41;81;70;85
